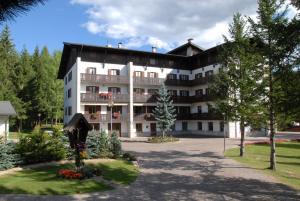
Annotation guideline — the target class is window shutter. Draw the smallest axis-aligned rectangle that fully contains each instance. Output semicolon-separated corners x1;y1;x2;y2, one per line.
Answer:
108;69;111;75
84;106;89;114
95;86;99;93
141;72;144;77
96;106;101;114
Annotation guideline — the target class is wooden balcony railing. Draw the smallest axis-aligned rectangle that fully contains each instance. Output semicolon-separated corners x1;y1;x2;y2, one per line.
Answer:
81;93;129;103
81;73;129;84
81;73;213;86
84;113;127;123
176;113;223;120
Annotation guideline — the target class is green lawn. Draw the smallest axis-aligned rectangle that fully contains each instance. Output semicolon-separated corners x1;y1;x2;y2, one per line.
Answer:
226;142;300;190
0;160;139;195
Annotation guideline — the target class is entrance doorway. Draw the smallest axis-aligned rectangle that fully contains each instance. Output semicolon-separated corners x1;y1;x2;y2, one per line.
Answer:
108;123;122;137
150;123;156;136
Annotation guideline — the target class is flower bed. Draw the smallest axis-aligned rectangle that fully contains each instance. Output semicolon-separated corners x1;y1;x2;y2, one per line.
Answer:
58;169;83;179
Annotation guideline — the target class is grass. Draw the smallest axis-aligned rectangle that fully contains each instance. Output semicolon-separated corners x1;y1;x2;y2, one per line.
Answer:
225;142;300;190
0;160;139;195
148;135;179;143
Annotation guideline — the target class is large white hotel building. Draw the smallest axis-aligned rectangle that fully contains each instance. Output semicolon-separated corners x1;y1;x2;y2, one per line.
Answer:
58;40;242;138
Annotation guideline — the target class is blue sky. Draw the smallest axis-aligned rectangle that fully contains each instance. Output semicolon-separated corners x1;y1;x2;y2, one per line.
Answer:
2;0;297;54
4;0;125;53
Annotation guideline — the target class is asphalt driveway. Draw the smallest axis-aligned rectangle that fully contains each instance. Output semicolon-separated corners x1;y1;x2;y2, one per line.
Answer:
1;138;299;201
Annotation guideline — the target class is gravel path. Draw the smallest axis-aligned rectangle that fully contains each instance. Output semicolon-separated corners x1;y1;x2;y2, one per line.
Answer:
0;138;299;201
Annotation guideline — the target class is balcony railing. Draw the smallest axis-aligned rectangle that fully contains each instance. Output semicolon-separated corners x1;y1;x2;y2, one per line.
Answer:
134;113;156;121
133;77;165;86
81;93;129;103
81;73;129;84
84;113;127;123
176;113;223;120
192;94;214;102
81;73;213;86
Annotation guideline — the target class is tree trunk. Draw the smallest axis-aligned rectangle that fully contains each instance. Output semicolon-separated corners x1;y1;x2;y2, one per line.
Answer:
240;118;245;157
162;130;165;138
269;63;276;170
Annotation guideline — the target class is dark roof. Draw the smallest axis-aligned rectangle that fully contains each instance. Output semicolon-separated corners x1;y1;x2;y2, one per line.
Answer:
58;41;221;79
167;42;205;55
0;101;17;116
64;113;92;132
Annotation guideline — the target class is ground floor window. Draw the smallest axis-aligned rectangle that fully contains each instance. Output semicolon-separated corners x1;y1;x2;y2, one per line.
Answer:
220;121;224;132
136;123;143;132
208;122;213;131
68;106;72;116
198;122;202;131
182;122;188;131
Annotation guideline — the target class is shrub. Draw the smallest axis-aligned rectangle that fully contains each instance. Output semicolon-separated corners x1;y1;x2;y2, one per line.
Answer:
0;142;21;170
16;128;67;164
98;130;110;158
109;132;122;157
148;135;179;143
122;152;137;161
86;131;100;159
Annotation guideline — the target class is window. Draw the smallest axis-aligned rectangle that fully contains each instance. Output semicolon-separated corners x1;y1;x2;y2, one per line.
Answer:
148;72;157;78
65;77;67;85
179;74;189;80
64;107;67;116
179;107;190;114
109;69;120;75
195;73;203;79
134;71;143;77
198;106;202;114
136;123;143;132
68;71;72;82
205;88;209;95
169;60;174;66
168;90;177;96
87;67;96;74
196;89;203;96
205;70;213;77
220;121;224;132
207;104;213;113
134;88;145;94
180;90;189;97
109;106;122;114
208;122;213;131
68;88;71;98
88;106;97;114
108;87;121;94
68;106;72;116
150;58;156;65
148;89;158;94
171;124;175;131
86;86;99;93
167;74;177;80
198;122;202;131
182;122;188;131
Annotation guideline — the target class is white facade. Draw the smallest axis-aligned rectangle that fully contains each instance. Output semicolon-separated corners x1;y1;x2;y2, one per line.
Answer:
63;58;244;138
0;116;9;139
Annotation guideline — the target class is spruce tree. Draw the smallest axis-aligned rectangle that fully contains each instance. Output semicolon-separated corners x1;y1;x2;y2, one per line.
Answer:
210;13;265;156
153;84;176;138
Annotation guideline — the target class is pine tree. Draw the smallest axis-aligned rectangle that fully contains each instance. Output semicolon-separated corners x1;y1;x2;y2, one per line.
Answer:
153;84;176;137
249;0;299;170
210;13;266;156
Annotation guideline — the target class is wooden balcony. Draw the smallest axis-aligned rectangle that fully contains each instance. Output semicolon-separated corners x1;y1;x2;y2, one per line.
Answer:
133;77;165;86
80;73;129;84
192;76;214;86
134;113;156;121
192;94;214;102
176;113;223;120
81;93;129;103
84;113;127;123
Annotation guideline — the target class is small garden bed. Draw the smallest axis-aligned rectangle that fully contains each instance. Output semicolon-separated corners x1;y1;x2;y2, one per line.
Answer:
225;141;300;190
148;135;179;143
0;159;139;195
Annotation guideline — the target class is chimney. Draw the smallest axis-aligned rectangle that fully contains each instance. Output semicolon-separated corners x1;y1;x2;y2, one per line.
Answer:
152;46;157;53
118;42;122;48
188;38;193;43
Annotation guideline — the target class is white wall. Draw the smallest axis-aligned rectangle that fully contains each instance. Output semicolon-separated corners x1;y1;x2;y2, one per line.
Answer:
0;116;9;138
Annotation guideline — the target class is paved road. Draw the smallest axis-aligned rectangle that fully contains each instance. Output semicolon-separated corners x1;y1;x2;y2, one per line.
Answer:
1;138;299;201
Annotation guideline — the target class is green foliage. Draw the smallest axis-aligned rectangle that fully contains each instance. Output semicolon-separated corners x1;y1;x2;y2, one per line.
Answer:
122;152;137;161
153;84;176;137
86;131;100;158
148;135;179;143
98;130;110;158
0;25;64;131
16;128;66;164
0;142;21;170
109;132;122;158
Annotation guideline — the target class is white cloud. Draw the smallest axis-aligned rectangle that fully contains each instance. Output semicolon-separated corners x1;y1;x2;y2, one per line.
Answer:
71;0;258;50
